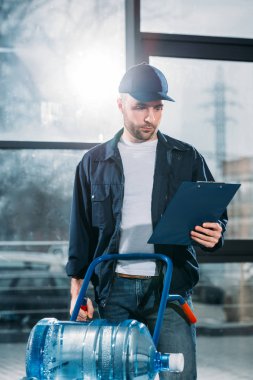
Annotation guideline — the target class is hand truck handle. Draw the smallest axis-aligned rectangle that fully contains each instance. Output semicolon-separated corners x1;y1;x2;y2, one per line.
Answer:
70;253;173;347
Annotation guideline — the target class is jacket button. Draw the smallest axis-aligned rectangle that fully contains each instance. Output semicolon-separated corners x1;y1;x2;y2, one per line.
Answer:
91;194;95;199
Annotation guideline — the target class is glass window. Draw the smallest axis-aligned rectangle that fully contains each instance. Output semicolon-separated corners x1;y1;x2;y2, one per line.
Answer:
0;149;84;241
194;263;253;324
0;0;122;357
194;262;253;378
0;0;125;142
0;149;84;332
0;149;98;338
141;0;253;39
150;56;253;239
0;251;71;329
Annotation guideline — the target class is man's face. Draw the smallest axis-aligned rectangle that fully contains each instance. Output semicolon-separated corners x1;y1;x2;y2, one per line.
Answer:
117;94;164;142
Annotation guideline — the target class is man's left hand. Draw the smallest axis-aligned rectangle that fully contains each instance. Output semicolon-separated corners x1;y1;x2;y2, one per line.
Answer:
190;222;222;248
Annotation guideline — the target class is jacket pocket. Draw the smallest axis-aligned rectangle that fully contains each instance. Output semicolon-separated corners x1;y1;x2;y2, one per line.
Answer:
91;184;111;227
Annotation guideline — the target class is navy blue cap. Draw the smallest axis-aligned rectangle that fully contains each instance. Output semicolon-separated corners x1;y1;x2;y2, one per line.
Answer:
118;62;175;102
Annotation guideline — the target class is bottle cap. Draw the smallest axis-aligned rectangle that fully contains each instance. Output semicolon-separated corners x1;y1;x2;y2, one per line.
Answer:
169;353;184;373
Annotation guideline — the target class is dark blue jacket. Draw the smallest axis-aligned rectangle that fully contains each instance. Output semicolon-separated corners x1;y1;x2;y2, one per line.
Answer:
66;129;227;307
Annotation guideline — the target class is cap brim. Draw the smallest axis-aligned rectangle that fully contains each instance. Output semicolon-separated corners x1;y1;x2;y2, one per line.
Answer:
129;91;175;102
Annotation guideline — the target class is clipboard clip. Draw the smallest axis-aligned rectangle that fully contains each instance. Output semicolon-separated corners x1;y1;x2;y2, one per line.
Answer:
196;181;225;189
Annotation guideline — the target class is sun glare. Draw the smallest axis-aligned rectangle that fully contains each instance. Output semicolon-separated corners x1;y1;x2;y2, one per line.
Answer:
65;50;123;104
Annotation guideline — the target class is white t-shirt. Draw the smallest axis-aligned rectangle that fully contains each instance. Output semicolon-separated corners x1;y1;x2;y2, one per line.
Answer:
116;136;158;276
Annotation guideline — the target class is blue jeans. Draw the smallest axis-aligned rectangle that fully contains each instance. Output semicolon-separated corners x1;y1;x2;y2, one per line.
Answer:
98;275;197;379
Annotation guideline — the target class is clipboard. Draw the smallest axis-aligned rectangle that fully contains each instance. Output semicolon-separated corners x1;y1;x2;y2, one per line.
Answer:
148;181;241;246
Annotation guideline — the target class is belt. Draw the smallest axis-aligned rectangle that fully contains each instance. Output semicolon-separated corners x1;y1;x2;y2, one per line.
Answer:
115;272;156;280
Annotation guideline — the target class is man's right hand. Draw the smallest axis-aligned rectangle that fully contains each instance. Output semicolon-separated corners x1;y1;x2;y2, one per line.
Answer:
70;278;94;321
70;296;94;321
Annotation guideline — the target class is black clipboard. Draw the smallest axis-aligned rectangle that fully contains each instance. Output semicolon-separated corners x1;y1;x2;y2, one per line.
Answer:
148;181;241;246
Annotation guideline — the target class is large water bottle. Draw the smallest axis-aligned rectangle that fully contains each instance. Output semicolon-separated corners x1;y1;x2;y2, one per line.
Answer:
26;318;184;379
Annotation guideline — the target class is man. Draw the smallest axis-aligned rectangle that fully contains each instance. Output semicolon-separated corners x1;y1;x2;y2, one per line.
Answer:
66;63;227;379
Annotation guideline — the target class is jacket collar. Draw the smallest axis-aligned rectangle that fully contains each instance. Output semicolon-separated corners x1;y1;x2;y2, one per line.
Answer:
157;130;191;152
97;129;123;162
94;128;190;162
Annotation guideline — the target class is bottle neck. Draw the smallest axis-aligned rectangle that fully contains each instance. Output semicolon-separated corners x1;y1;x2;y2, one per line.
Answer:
155;352;184;373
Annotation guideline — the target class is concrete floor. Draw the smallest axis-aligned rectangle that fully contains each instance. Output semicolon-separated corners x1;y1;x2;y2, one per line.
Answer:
197;335;253;380
1;335;253;380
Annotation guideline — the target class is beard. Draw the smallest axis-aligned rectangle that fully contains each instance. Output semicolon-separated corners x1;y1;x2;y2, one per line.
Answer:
134;127;156;141
124;120;157;142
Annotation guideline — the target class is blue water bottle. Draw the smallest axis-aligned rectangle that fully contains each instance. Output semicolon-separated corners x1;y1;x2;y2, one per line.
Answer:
26;317;184;379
